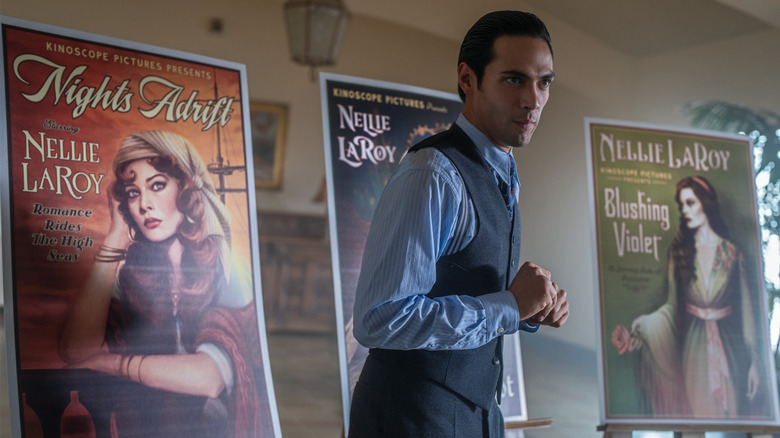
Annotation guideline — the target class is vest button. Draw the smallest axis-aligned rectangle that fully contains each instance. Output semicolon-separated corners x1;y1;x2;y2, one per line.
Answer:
497;327;505;334
492;357;500;366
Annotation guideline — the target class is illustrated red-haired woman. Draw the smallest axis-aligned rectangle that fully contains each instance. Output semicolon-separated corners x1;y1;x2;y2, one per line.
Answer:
59;131;269;438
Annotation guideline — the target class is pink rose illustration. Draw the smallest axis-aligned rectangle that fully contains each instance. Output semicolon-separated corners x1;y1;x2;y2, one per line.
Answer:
611;324;632;355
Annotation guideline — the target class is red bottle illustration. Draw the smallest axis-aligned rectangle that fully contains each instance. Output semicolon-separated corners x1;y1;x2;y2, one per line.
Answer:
60;390;96;438
22;393;43;438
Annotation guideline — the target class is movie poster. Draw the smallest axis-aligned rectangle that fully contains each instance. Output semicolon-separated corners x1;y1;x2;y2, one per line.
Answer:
320;73;530;433
586;118;780;425
0;17;281;437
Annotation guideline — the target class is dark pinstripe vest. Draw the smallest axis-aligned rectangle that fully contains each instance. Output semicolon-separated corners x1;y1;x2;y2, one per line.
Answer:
369;124;522;411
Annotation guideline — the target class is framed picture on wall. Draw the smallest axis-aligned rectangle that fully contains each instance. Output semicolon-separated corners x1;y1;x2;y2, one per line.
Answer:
250;101;288;189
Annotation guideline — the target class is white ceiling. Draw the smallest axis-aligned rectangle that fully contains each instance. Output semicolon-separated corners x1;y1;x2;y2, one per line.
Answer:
345;0;779;57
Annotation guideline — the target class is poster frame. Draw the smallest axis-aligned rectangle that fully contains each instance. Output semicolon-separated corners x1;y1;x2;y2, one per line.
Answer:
585;116;780;427
0;15;282;437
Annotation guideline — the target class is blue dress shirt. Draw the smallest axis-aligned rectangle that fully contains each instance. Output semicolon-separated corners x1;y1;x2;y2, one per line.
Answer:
352;114;538;352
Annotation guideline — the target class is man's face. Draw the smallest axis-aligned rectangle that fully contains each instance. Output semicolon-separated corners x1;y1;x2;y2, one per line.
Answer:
459;35;554;152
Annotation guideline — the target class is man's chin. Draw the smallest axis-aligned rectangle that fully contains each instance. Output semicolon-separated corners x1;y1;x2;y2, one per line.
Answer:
513;127;538;147
513;135;533;148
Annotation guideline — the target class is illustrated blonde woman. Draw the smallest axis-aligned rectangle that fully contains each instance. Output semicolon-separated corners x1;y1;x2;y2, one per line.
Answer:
59;131;268;437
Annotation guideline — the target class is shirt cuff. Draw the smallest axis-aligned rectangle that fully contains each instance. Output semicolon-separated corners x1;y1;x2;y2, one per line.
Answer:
479;291;520;338
520;320;540;333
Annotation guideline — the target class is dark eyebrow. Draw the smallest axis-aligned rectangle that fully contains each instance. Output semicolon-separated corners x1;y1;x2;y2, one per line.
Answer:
146;173;167;183
500;70;527;78
500;70;556;81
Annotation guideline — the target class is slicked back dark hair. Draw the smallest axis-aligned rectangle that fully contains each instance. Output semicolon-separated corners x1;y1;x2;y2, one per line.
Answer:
457;10;552;102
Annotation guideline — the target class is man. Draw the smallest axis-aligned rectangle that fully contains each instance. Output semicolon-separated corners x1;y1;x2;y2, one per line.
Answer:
349;10;570;438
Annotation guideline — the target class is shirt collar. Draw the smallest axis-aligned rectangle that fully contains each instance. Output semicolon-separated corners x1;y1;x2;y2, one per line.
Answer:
455;114;519;188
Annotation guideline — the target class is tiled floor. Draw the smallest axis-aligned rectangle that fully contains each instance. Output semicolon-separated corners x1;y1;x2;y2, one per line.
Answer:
267;332;345;438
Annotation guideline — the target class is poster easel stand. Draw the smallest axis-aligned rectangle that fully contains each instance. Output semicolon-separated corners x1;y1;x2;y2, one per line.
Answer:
341;418;554;437
598;422;780;438
506;417;553;430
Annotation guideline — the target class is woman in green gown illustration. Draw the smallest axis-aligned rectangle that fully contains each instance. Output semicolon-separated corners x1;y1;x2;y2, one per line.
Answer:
619;176;768;419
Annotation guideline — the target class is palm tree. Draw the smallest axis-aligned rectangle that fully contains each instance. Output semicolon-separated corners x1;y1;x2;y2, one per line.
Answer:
686;100;780;351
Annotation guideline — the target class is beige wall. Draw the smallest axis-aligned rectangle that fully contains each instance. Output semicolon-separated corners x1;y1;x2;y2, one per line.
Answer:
2;0;779;352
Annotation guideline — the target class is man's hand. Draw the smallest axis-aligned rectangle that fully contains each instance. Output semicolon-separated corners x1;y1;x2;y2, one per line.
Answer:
533;283;569;327
508;262;569;327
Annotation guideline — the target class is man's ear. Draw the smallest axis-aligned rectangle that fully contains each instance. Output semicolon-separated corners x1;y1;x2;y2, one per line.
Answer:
457;62;475;96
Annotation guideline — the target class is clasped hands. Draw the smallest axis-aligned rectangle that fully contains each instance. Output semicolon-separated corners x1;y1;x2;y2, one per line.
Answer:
509;261;569;327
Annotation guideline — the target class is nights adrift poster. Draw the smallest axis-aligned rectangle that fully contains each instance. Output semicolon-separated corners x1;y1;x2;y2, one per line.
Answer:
586;118;780;425
320;73;529;433
0;17;281;437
